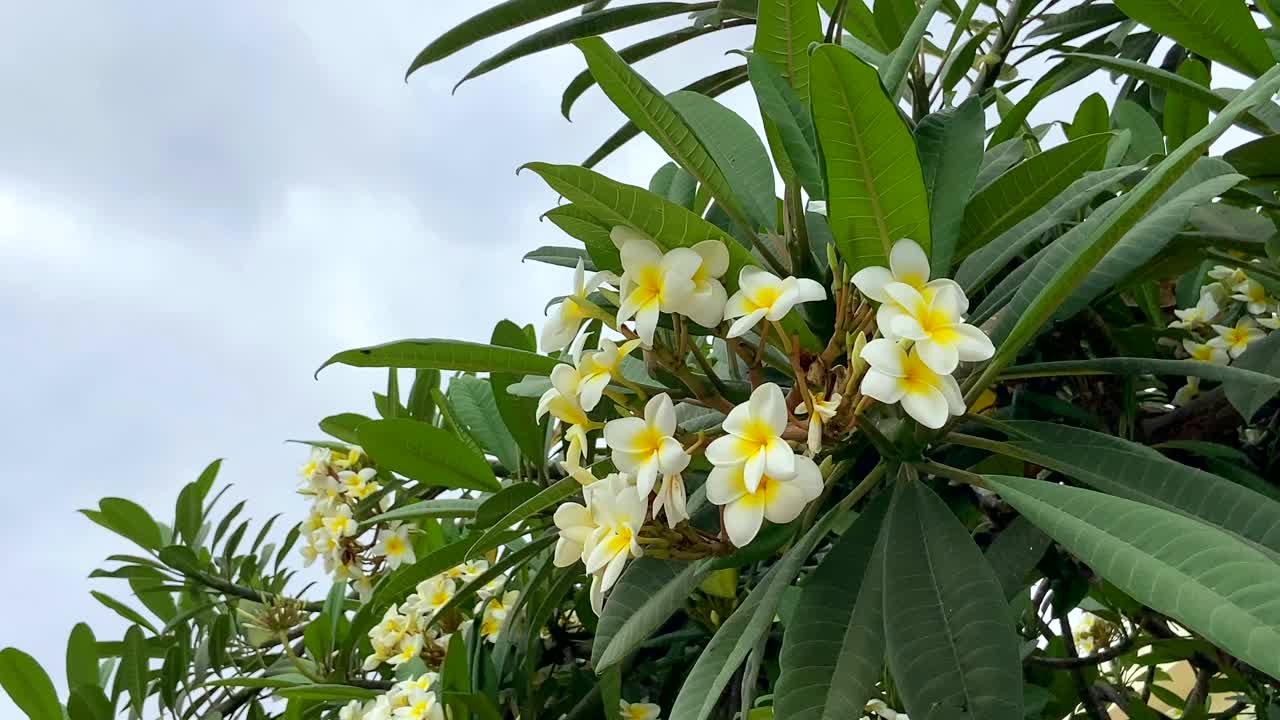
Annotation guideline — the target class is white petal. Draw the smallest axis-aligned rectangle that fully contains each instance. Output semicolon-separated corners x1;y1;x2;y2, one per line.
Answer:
635;302;660;347
762;483;809;524
662;246;703;279
889;238;930;286
727;308;768;338
706;464;747;505
603;417;647;453
553;502;591;531
751;383;789;435
551;363;581;398
568;329;590;364
578;373;610;412
792;277;827;303
876;304;906;340
573;257;586;294
634;458;660;498
860;368;906;404
883;282;927;314
705;434;747;467
763;436;797;481
916;339;959;375
590;572;605;615
939;374;966;416
723;499;765;547
889;314;929;342
901;385;949;429
619;235;663;272
807;417;822;455
647;393;677;436
952;323;995;362
790;455;825;500
851;266;893;303
600;549;629;591
656;436;691;475
682;282;728;327
764;281;802;320
860;338;907;376
610;225;648;250
554;538;583;567
692;240;730;277
723;289;753;320
743;447;767;494
721;400;755;438
738;265;780;295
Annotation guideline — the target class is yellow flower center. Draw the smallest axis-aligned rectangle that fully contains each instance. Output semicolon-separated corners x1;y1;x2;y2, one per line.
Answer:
605;526;634;556
748;284;781;310
385;536;405;556
916;304;960;343
898;271;927;291
626;708;650;720
1191;345;1214;362
901;353;937;396
431;591;451;607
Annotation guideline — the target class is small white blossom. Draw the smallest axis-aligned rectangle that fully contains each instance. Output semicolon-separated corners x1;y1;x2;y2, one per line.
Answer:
795;392;842;455
705;383;797;494
859;339;965;429
723;266;826;338
604;393;690;497
707;455;823;546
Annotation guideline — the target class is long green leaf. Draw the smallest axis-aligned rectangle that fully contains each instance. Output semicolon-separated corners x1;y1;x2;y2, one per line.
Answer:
561;25;730;118
276;685;381;701
1164;59;1211;150
90;592;158;635
65;623;98;692
447;3;716;90
879;0;944;97
361;498;481;528
490;319;546;466
317;339;559;378
1113;0;1273;77
968;64;1280;402
118;626;149;715
1225;331;1280;421
754;0;823;102
811;43;931;272
0;648;62;720
915;98;983;276
668;91;778;230
669;511;840;720
1111;99;1165;162
405;0;593;78
986;474;1280;680
592;558;718;670
774;493;891;720
746;52;823;199
543;205;624;272
883;481;1023;720
468;477;580;560
1224;134;1280;177
983;516;1050;600
958;133;1112;257
574;36;752;228
447;376;520;472
357;418;501;493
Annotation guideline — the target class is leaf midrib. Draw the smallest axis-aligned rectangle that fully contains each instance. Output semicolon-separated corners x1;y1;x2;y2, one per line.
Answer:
913;488;978;715
826;53;893;257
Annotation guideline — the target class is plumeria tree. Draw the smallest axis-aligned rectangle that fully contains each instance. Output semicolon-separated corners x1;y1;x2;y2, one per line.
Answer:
8;1;1280;719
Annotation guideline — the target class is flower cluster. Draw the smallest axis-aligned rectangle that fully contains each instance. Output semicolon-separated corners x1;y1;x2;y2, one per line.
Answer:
852;240;994;429
1168;264;1278;405
298;447;410;597
620;699;662;720
338;672;443;720
363;559;514;671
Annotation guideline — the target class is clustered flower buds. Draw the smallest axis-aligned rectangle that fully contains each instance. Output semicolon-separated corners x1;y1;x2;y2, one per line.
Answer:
1167;264;1277;405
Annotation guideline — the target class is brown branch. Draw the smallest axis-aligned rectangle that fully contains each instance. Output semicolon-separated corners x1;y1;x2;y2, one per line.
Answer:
1026;632;1137;668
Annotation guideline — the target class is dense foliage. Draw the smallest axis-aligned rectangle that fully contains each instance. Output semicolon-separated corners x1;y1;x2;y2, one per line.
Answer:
6;1;1280;719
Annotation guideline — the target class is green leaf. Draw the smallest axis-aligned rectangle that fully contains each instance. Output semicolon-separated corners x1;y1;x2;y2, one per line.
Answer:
317;338;559;378
447;376;521;472
874;0;917;47
90;592;158;635
440;2;711;89
542;205;623;272
467;476;580;559
443;693;504;720
970;64;1280;397
669;511;840;720
879;0;944;97
958;133;1112;258
1057;158;1243;317
574;36;756;229
363;498;482;528
1112;0;1273;77
915;98;984;276
983;516;1050;600
408;369;440;422
883;481;1023;720
810;44;931;272
67;686;112;720
592;557;718;670
649;162;699;208
523;245;595;270
774;492;891;720
405;0;593;78
118;626;149;715
357;418;501;493
490;319;546;465
275;685;381;701
0;648;62;720
939;21;996;95
1164;59;1211;150
1030;3;1128;39
440;633;471;711
1062;53;1277;135
475;483;542;528
318;413;371;445
1067;92;1110;139
754;0;823;102
986;474;1280;680
422;536;556;636
1112;99;1165;162
92;498;162;551
746;52;823;199
1224;133;1280;178
66;623;98;692
1225;331;1280;420
582;66;751;170
562;25;728;119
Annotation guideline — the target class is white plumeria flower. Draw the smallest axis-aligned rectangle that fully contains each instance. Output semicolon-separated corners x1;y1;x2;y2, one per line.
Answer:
409;576;456;616
851;239;968;341
614;229;701;347
372;522;416;569
541;258;617;353
604;393;690;497
1182;339;1229;365
1169;289;1221;329
553;500;598;568
705;383;797;494
676;240;731;327
619;700;662;720
795;392;842;455
339;700;367;720
1232;278;1273;315
723;266;827;338
388;634;423;667
477;590;519;642
1172;371;1198;407
339;467;379;500
584;482;647;613
1260;312;1280;330
1208;317;1265;358
881;282;994;374
859;339;965;429
707;455;823;546
652;472;689;529
865;699;908;720
1208;264;1249;288
537;366;595;469
564;334;643;411
393;687;443;720
322;504;358;538
300;447;332;481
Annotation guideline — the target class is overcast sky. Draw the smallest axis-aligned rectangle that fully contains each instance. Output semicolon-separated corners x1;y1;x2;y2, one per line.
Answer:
0;2;1260;717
